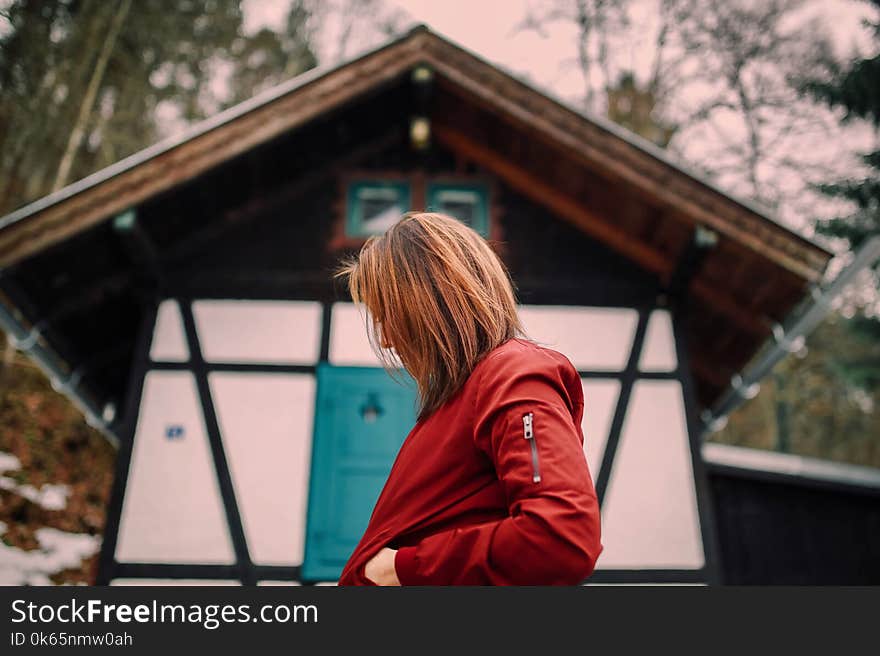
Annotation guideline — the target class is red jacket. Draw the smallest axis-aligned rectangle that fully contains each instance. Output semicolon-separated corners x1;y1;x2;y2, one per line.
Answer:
337;337;603;585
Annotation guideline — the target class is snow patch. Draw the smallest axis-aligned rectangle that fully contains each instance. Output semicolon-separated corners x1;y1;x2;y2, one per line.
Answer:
0;451;21;473
0;451;71;511
0;524;100;586
0;451;92;585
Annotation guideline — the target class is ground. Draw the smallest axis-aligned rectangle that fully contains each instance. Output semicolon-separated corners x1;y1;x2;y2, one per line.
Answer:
0;333;115;585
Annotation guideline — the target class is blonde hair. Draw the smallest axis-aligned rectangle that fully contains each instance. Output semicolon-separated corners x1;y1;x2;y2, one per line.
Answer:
336;211;524;419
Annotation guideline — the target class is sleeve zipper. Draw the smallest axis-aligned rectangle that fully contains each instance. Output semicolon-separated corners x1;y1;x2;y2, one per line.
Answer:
522;412;541;483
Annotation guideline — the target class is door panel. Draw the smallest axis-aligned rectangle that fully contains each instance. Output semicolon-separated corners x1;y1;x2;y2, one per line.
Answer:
301;364;417;581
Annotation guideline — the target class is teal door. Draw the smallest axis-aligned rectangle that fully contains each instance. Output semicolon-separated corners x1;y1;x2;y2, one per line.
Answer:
301;364;417;581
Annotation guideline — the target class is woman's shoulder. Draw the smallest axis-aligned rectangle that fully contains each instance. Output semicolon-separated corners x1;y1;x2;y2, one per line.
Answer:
467;337;583;413
473;337;579;383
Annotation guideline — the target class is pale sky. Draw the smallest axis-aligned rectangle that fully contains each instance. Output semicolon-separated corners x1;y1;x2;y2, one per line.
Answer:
243;0;875;105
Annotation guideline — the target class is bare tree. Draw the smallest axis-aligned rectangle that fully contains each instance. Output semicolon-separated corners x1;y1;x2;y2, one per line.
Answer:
315;0;410;65
666;0;843;211
518;0;846;218
518;0;632;113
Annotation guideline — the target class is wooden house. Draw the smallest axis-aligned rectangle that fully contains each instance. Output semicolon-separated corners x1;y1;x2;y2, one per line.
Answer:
3;25;868;586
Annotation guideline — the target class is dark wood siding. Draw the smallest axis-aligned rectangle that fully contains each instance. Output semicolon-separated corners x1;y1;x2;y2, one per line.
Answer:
709;469;880;584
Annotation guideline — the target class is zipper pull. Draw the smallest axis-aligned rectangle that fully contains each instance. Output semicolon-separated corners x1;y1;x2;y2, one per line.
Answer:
522;412;541;483
522;412;533;438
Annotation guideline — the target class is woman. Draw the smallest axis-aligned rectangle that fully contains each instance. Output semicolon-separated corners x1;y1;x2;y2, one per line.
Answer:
335;211;602;586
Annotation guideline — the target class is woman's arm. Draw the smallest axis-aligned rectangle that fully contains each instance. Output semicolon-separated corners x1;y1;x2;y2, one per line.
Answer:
391;348;603;585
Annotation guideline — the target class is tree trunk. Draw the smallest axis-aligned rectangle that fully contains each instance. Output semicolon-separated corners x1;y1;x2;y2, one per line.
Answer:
51;0;132;192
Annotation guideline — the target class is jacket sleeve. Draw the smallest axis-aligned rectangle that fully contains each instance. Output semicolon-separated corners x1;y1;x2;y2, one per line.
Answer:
393;347;603;585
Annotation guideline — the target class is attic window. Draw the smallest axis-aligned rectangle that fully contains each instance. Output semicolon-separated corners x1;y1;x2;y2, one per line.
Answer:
346;180;410;237
427;182;489;236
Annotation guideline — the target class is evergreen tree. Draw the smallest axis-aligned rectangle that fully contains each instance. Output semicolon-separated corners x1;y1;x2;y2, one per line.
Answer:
0;0;321;215
224;0;318;108
800;0;880;257
796;0;880;398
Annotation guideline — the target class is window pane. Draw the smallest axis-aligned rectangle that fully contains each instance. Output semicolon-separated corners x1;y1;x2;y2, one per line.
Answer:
348;182;409;236
116;371;234;564
435;189;480;226
518;305;638;371
599;380;704;569
359;187;404;234
150;299;189;362
439;199;476;226
210;372;315;566
192;300;321;364
428;184;488;235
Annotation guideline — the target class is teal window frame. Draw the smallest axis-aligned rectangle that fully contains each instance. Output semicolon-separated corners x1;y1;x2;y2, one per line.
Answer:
426;182;490;236
346;179;411;237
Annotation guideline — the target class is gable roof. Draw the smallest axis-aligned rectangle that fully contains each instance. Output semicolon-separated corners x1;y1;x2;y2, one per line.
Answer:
0;23;830;275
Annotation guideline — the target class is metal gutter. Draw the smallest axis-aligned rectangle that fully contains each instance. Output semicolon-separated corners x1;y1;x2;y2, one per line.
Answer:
0;297;120;447
700;235;880;437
